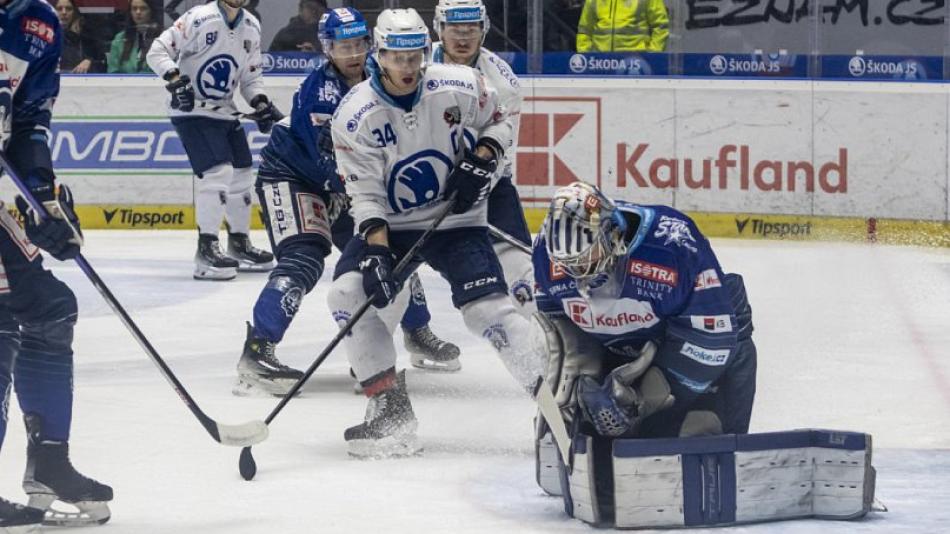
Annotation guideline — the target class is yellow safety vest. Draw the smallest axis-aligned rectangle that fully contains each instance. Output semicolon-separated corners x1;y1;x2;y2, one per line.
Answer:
576;0;670;53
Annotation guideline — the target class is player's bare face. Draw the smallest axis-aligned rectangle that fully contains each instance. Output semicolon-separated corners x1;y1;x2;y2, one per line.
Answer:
379;50;426;95
329;37;369;81
443;23;481;64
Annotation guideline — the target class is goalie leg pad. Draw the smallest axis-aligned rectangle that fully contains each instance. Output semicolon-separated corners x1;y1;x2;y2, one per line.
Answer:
562;429;878;529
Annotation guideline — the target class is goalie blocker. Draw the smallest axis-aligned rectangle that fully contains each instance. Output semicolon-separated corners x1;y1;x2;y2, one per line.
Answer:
544;429;877;529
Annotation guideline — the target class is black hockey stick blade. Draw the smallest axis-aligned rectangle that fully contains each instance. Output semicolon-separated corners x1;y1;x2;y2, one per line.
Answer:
0;150;267;449
238;195;458;480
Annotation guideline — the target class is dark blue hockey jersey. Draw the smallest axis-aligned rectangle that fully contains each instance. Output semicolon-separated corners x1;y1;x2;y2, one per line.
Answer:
534;202;750;408
1;0;61;186
257;57;347;194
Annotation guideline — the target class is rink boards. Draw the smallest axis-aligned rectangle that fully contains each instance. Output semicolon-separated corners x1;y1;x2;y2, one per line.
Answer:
0;75;946;246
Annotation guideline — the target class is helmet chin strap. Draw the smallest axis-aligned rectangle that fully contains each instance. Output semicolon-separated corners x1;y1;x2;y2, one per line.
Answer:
219;0;245;9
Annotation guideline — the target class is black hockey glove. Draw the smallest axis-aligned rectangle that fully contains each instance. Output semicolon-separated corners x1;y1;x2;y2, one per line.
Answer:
249;95;284;134
443;149;496;214
165;74;195;112
15;184;84;261
358;244;399;309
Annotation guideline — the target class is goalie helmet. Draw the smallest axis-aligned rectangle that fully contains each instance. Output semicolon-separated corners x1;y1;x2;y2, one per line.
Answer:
433;0;490;44
544;182;628;281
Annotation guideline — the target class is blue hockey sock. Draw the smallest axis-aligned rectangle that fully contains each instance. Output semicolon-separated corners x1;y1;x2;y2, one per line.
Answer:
252;276;307;343
400;273;431;331
14;348;73;443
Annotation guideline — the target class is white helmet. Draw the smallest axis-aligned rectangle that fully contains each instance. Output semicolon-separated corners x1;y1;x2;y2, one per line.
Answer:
373;8;431;57
544;182;628;281
433;0;490;44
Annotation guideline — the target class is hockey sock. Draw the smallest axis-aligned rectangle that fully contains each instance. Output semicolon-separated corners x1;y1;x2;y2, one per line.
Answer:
252;276;308;343
462;293;545;390
225;166;254;235
399;273;431;331
195;164;232;234
14;320;75;442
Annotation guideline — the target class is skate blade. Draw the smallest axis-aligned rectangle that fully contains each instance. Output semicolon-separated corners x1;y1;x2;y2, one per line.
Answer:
232;375;300;398
193;265;237;281
27;495;110;528
347;435;423;459
234;259;276;272
409;353;461;373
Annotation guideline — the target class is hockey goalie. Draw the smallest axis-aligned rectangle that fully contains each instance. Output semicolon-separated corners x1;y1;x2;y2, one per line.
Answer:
530;181;879;529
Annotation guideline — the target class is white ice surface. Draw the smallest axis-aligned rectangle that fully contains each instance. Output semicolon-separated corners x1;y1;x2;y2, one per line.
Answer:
1;231;949;533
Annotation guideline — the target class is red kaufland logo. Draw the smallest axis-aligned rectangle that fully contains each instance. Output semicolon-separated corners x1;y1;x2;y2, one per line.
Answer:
617;144;848;194
516;98;601;199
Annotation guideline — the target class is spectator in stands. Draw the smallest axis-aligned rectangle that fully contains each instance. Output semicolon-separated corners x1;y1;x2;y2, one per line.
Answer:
576;0;669;53
269;0;326;53
56;0;106;73
107;0;163;73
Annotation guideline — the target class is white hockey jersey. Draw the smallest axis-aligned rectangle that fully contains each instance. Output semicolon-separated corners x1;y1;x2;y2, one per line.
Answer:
431;44;522;178
332;62;514;232
146;2;265;120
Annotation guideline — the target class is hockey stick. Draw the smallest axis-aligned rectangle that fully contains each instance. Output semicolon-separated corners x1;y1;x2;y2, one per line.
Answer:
0;151;268;448
489;224;574;467
197;101;254;120
488;224;531;255
239;196;459;480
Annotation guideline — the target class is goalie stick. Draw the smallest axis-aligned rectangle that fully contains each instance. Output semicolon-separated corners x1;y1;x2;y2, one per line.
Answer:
239;195;460;480
0;151;268;448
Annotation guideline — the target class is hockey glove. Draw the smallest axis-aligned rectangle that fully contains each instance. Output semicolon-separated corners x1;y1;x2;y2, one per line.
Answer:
358;244;399;309
577;341;674;437
15;184;84;261
165;75;195;112
443;149;496;214
249;95;284;134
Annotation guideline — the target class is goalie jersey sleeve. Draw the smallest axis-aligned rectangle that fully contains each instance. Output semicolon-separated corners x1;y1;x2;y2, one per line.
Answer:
533;204;746;410
331;62;513;234
1;0;62;186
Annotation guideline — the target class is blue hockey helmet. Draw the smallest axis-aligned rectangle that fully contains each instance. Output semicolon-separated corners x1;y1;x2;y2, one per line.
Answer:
318;7;370;55
544;182;628;281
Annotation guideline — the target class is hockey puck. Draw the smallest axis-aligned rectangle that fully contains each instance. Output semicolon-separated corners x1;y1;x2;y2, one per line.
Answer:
239;447;257;481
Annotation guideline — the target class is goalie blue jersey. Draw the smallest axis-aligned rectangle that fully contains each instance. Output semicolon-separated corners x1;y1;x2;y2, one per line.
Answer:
534;202;752;403
257;58;346;194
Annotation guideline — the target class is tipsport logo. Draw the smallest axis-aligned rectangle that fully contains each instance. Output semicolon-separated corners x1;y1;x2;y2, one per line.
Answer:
101;208;186;228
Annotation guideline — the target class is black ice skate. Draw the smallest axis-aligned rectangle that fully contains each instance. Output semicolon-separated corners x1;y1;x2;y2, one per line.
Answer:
234;322;304;397
344;370;421;458
0;496;44;534
404;325;461;373
194;234;238;281
227;232;276;272
21;415;112;528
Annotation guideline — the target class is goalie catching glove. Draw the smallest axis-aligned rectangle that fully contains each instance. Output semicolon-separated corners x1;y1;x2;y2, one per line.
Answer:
577;341;675;437
15;184;84;261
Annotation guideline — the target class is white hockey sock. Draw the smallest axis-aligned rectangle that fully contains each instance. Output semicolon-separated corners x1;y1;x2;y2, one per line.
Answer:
461;293;545;391
327;272;410;384
494;242;537;318
225;166;254;235
195;164;231;235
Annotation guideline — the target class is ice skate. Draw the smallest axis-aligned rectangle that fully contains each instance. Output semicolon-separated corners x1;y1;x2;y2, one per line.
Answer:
227;232;276;272
0;496;43;534
194;234;238;280
345;371;422;458
234;322;304;397
404;325;461;373
21;415;112;528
